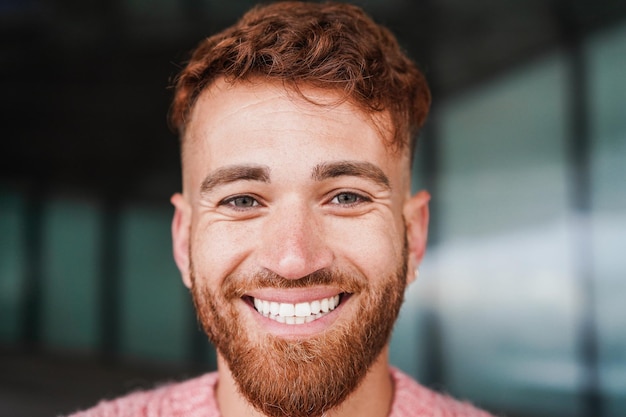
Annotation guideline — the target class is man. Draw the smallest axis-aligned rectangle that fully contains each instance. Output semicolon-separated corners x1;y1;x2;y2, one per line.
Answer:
71;2;494;416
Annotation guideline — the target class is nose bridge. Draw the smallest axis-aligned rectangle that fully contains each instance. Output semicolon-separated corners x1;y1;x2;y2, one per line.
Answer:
260;198;331;279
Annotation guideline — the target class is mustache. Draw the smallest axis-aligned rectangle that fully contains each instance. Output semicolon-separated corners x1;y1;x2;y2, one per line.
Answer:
222;268;367;300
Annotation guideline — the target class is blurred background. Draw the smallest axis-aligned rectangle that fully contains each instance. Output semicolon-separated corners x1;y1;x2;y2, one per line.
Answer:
1;0;625;416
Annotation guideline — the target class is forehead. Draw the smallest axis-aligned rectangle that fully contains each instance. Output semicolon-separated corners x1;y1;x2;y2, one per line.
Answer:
183;79;396;151
180;79;411;192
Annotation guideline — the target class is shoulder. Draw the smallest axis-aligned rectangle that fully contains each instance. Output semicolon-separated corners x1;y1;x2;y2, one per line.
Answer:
389;368;495;417
66;372;220;417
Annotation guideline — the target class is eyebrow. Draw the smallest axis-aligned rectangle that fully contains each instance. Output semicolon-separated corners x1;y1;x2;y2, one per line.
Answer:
200;164;271;195
311;161;391;190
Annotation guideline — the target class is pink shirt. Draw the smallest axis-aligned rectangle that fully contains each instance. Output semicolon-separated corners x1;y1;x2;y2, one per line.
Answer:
68;368;494;417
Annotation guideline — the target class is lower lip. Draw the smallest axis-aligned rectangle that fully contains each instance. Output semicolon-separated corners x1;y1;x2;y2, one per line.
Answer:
244;294;351;338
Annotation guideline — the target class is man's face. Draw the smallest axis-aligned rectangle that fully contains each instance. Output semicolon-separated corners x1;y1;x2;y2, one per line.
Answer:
171;79;429;417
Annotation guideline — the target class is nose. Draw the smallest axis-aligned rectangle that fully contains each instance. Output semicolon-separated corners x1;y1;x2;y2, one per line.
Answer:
258;201;333;280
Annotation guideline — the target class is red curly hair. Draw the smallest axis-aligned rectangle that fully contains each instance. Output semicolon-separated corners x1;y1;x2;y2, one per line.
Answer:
169;1;431;154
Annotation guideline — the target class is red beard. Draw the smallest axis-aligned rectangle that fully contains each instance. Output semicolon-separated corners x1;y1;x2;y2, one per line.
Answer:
191;257;407;417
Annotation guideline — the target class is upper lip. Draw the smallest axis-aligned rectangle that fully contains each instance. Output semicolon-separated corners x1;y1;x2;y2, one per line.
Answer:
244;287;346;304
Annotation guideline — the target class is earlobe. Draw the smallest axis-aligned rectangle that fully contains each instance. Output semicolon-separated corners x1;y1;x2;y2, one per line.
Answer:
171;193;192;288
403;190;430;284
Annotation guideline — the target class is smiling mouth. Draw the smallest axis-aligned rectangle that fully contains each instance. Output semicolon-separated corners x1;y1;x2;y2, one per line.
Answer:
249;294;344;325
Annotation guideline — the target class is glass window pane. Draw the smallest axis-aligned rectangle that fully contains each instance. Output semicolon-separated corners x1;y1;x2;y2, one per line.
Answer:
588;22;626;417
119;203;189;364
41;196;100;351
431;53;582;416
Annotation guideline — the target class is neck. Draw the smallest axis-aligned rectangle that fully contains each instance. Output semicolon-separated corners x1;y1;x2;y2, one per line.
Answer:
216;347;394;417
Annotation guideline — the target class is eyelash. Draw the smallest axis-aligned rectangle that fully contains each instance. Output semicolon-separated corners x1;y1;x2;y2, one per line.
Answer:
329;191;371;206
220;195;262;210
218;191;371;211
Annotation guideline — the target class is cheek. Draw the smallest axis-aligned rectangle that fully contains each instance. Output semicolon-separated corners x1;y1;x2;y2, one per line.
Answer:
190;220;257;281
330;217;405;278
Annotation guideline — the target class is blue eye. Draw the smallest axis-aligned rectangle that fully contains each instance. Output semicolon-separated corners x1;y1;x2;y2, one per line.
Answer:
222;195;259;208
331;192;367;205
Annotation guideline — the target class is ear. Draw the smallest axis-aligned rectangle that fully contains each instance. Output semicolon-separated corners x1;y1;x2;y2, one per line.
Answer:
403;190;430;284
171;193;192;288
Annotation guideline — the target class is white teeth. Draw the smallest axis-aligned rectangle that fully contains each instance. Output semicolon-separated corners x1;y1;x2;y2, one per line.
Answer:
310;300;321;315
270;301;280;316
295;302;311;317
252;294;343;325
279;303;295;317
